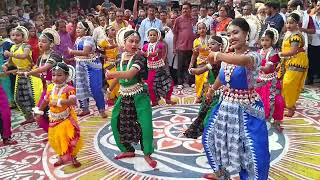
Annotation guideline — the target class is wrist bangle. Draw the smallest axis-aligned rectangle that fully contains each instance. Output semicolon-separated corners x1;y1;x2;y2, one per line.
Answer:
206;63;213;70
57;99;62;107
32;107;44;115
188;68;192;75
214;52;219;62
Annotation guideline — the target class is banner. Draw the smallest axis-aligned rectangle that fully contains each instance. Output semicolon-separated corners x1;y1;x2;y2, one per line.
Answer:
143;0;169;4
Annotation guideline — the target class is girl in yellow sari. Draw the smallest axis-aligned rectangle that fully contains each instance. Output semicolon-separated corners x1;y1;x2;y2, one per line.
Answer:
34;62;83;168
98;25;119;105
2;26;42;124
279;12;308;117
189;22;210;103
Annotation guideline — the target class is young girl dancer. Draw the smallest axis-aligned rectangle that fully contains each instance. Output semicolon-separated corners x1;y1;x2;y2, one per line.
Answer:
2;25;43;125
34;62;82;168
98;25;120;104
26;28;62;132
68;21;107;118
142;28;175;106
184;35;227;139
256;26;285;132
279;12;308;117
0;84;17;146
189;22;210;103
106;28;157;168
203;18;269;180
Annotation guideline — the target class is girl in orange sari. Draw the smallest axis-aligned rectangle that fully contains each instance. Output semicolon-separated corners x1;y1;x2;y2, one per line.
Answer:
34;62;82;168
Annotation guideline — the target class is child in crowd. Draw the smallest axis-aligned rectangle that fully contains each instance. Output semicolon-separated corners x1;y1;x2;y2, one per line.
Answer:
142;28;175;106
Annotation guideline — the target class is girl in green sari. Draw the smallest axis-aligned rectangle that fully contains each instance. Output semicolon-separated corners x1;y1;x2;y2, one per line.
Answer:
105;28;156;168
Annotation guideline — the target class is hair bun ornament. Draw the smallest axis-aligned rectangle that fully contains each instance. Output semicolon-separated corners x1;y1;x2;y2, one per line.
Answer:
244;15;261;46
15;25;29;42
146;27;161;42
42;28;60;45
263;24;279;45
116;27;131;47
67;65;76;83
220;35;229;53
291;5;303;22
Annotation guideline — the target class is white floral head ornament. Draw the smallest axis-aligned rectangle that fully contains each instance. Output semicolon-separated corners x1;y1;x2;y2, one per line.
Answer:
116;27;140;47
244;16;261;44
14;25;29;42
262;24;279;45
146;27;161;42
41;28;60;45
288;6;302;23
53;62;75;83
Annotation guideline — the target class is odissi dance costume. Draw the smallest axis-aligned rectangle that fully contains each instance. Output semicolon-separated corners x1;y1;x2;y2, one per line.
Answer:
203;51;270;179
98;35;120;100
279;31;308;111
9;41;42;119
111;53;154;155
193;35;210;99
142;28;174;105
256;48;284;122
45;83;83;161
74;36;105;113
36;28;63;132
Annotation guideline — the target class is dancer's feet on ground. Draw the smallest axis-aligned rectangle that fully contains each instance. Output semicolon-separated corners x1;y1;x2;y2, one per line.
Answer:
203;173;218;180
144;155;157;168
99;111;108;118
72;157;81;168
274;122;284;133
77;111;90;117
20;117;35;125
54;158;64;167
165;99;177;105
2;138;17;146
114;152;135;160
152;102;159;107
285;107;295;117
195;97;202;103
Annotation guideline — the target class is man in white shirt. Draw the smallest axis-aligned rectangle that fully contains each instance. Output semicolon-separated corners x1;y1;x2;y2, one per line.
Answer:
138;4;163;45
93;15;107;44
198;6;213;32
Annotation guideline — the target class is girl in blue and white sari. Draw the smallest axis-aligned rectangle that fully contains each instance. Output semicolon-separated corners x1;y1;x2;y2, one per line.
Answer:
202;18;270;180
68;21;107;118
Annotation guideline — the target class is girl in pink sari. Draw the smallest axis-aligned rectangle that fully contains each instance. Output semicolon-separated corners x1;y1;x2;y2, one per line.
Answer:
256;27;285;132
142;28;176;106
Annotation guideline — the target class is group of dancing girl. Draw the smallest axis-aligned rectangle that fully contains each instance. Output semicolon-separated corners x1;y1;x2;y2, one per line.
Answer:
0;7;309;179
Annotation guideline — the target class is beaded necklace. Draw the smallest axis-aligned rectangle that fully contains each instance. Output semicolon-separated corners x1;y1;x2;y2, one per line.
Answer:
224;50;250;87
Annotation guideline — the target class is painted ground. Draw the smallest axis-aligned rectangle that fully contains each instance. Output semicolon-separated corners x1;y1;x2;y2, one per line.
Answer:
1;86;319;180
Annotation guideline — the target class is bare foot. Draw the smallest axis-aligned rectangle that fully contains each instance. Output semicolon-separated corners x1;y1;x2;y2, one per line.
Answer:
114;152;135;160
195;97;202;103
54;159;64;167
72;157;81;168
100;111;108;118
2;138;17;146
203;173;218;180
20;118;35;125
165;99;177;105
77;111;90;117
144;155;157;168
152;103;159;107
285;107;295;117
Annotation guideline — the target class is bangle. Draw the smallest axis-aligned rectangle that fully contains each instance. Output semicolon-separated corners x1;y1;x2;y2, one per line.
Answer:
214;52;219;62
188;68;193;75
206;63;213;70
57;99;62;107
32;107;44;115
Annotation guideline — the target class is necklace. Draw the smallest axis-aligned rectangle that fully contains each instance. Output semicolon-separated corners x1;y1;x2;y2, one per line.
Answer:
224;50;250;87
120;52;135;82
200;35;208;48
51;83;68;104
